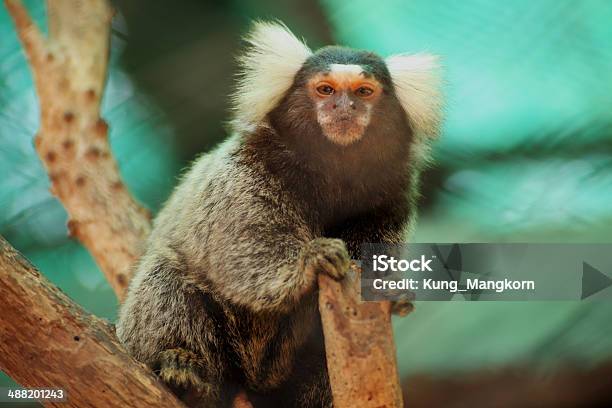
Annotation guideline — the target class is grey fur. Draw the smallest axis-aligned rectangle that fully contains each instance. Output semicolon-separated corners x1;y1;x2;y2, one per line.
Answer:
117;23;441;408
117;136;346;407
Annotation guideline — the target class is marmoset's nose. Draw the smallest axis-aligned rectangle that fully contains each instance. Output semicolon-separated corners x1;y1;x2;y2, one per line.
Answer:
332;93;356;111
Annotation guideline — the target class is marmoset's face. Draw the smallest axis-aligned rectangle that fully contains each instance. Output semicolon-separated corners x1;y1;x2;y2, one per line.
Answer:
307;64;383;146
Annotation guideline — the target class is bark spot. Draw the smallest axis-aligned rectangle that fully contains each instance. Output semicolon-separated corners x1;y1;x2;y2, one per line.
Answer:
141;207;153;221
116;274;127;286
86;147;101;159
67;220;79;237
46;150;57;163
46;52;55;62
95;119;108;137
62;139;74;150
85;89;96;101
63;111;75;123
75;175;86;187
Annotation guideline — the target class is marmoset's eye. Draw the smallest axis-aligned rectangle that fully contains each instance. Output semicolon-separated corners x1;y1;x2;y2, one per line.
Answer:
316;84;335;96
355;86;374;97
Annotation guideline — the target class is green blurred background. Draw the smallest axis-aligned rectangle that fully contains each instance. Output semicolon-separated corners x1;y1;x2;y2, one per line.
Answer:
1;0;611;406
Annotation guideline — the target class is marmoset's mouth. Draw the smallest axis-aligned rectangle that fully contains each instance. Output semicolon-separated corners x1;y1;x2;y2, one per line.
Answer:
320;120;366;146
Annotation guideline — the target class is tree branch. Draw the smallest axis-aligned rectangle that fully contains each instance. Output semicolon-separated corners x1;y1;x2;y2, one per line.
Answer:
319;265;404;408
4;0;151;300
0;236;185;408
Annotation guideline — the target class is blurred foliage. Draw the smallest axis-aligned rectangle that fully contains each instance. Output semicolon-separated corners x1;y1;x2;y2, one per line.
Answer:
1;0;612;392
114;0;333;159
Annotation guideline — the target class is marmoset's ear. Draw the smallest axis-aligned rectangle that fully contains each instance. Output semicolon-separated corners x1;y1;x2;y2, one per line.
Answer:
385;53;443;140
231;21;312;132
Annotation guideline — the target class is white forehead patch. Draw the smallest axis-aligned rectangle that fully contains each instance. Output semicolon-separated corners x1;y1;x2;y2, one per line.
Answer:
329;64;363;75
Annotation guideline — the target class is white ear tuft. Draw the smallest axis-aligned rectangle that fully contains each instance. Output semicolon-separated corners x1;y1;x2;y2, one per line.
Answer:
385;53;443;140
231;21;312;132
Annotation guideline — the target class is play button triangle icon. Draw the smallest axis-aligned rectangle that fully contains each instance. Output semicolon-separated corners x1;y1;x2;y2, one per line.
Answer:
581;262;612;299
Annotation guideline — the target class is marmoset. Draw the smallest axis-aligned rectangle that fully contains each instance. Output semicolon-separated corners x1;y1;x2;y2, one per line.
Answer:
117;21;442;408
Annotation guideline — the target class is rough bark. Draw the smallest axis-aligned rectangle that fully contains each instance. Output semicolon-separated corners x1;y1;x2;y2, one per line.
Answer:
319;264;404;408
4;0;151;300
0;236;185;408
